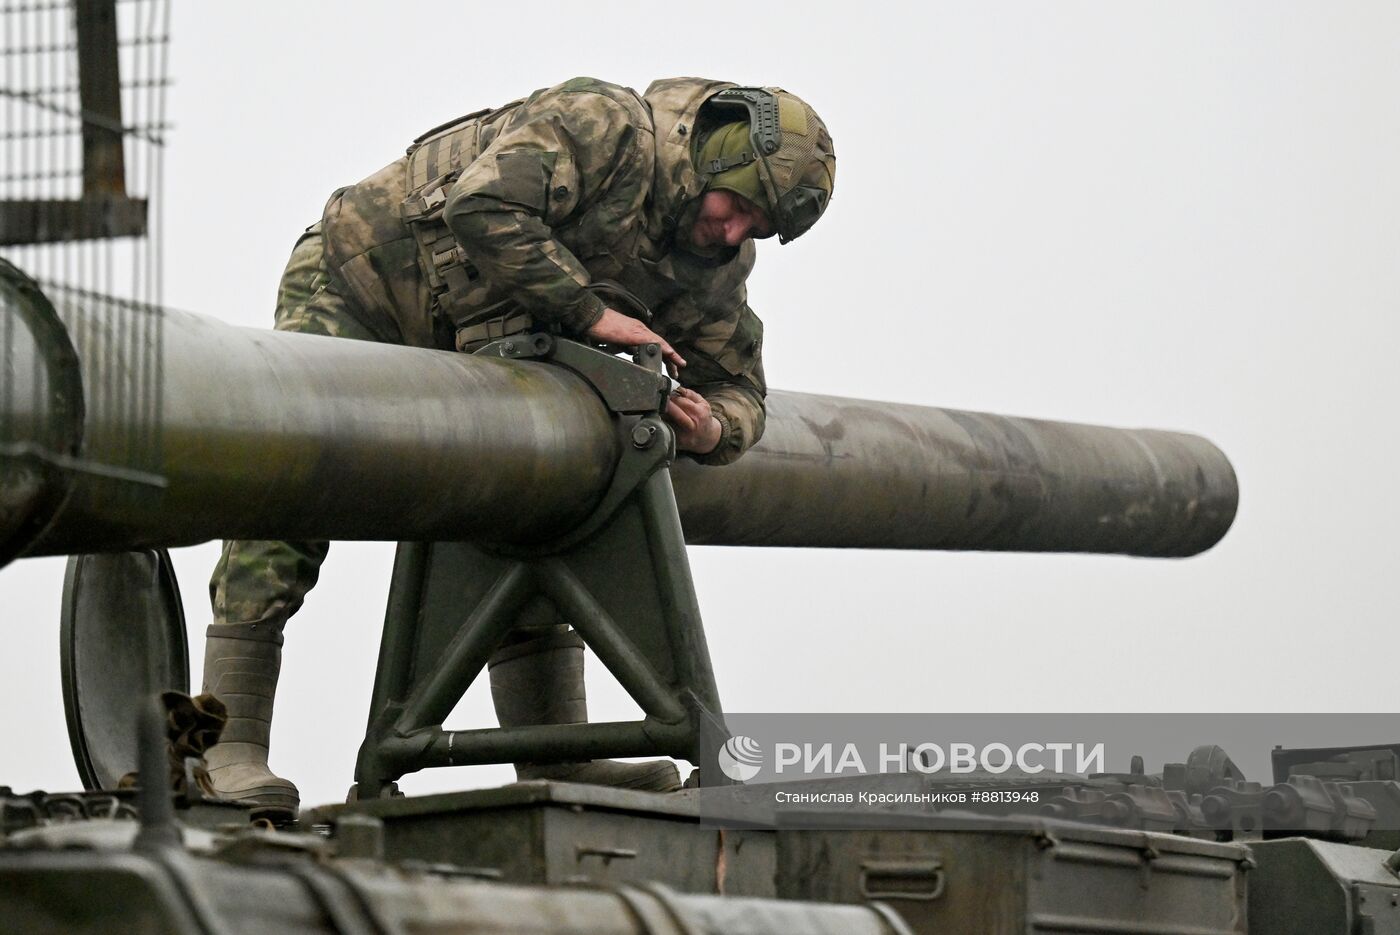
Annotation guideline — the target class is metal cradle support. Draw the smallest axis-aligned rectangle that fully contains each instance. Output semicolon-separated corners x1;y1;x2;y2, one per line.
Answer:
350;337;729;800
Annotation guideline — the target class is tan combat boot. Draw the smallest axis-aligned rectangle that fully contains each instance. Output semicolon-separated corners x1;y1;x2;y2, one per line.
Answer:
200;622;300;815
489;628;680;792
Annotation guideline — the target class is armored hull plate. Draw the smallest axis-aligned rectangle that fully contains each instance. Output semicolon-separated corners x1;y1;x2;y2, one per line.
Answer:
60;549;188;791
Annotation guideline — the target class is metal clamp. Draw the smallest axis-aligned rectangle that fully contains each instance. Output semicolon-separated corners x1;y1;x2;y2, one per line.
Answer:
477;334;678;554
478;332;674;415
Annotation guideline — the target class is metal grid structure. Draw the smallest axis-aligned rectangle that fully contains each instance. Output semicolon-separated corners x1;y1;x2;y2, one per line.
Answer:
1;0;171;305
1;0;170;519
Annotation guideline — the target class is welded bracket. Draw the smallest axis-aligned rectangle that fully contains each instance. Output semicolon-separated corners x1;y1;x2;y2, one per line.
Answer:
350;337;728;800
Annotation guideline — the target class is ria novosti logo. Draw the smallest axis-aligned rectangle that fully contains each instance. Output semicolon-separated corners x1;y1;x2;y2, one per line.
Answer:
717;735;763;781
714;736;1106;781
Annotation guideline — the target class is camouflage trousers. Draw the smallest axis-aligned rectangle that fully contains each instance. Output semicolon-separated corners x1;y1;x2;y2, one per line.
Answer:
210;228;553;645
208;225;386;628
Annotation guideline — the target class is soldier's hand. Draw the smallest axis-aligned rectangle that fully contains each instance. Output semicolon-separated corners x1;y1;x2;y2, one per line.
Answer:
665;387;722;455
587;307;685;371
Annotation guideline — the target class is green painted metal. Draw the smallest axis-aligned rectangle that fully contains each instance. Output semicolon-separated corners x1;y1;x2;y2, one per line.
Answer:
0;260;85;566
0;258;1282;935
11;292;619;557
777;815;1251;934
0;845;908;934
60;550;189;791
313;783;777;893
673;391;1237;556
354;353;726;795
3;271;1238;563
1249;838;1400;934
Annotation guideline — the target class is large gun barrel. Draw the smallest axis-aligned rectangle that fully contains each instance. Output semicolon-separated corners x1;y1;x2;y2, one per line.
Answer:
674;392;1235;556
0;262;618;560
1;262;1236;562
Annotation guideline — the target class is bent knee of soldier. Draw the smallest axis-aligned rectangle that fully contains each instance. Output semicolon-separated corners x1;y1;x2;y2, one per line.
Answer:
211;538;330;627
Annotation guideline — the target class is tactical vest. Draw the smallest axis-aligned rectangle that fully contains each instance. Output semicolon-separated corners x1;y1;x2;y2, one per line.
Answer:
315;100;531;349
398;101;525;333
320;79;740;353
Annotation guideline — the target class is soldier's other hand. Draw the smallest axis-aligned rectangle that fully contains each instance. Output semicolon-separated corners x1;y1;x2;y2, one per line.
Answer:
665;387;721;455
587;307;685;371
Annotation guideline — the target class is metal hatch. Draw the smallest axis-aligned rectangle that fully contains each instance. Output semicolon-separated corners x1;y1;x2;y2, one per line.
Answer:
60;549;188;790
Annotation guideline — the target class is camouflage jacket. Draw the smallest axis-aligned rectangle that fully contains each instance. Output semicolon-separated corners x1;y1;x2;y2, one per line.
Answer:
320;76;766;465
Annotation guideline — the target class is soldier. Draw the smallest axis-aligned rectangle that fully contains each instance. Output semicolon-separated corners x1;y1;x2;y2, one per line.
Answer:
204;77;837;812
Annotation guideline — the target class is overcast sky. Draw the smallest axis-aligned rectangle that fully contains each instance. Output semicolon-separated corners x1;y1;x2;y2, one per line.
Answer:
2;1;1399;808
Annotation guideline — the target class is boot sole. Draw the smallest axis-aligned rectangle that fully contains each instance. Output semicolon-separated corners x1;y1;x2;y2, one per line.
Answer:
213;786;301;813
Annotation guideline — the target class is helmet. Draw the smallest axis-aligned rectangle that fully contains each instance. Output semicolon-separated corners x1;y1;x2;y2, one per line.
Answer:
698;87;836;243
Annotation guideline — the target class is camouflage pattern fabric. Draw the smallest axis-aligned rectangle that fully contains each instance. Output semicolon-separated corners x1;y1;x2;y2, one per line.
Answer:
321;75;766;464
215;76;775;627
118;691;228;797
273;223;398;343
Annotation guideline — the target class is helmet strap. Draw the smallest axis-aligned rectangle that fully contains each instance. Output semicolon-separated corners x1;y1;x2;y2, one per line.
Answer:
703;151;756;176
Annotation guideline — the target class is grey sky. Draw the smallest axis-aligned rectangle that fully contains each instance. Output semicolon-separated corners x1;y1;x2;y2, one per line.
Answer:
2;1;1398;808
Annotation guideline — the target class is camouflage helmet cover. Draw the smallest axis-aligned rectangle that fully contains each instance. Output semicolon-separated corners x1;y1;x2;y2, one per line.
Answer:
700;87;836;243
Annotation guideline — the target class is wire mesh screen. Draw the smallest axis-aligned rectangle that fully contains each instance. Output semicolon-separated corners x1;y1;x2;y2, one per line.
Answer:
0;0;170;529
0;0;170;304
44;281;164;485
